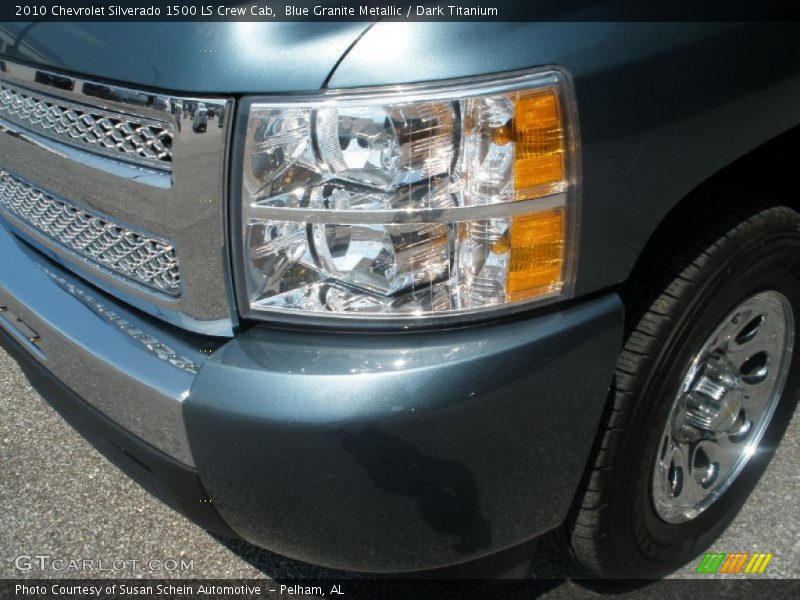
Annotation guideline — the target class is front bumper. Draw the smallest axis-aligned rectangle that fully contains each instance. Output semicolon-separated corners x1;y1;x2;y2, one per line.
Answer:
1;222;624;573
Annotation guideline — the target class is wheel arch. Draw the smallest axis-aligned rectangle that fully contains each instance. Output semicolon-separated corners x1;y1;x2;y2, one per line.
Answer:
622;122;800;314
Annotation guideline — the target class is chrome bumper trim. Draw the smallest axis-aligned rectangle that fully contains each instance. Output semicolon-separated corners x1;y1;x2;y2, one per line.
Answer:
0;222;212;465
41;267;200;374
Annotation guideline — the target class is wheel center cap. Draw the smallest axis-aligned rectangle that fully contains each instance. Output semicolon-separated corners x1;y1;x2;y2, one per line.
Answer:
677;354;744;438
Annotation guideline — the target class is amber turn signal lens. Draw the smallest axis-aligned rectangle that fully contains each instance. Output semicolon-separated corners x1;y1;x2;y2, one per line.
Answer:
513;89;565;199
507;208;565;301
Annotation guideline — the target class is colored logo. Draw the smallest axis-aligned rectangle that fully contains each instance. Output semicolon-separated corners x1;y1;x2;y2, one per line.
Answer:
696;552;773;574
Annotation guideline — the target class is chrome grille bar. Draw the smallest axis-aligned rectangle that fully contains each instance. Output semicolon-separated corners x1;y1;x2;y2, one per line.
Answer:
0;170;181;295
0;81;173;168
0;59;235;335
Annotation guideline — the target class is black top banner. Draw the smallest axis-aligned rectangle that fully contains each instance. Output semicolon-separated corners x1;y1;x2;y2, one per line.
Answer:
2;0;800;22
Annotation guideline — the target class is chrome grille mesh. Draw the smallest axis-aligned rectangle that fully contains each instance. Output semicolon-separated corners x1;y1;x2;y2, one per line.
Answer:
0;170;180;295
0;82;173;166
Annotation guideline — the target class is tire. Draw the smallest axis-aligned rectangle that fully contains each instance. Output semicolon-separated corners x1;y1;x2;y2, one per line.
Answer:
567;197;800;578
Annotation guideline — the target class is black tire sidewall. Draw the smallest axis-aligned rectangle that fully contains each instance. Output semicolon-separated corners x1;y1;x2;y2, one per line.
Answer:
608;224;800;577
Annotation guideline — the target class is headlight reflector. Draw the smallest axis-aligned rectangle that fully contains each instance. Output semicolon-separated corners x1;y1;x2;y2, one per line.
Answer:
237;68;579;324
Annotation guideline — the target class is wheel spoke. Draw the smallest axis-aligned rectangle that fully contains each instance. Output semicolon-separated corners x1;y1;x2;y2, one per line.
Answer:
741;384;772;422
726;339;771;376
657;437;684;497
657;437;712;516
728;410;753;443
725;306;782;365
711;308;758;352
672;442;707;511
694;438;737;489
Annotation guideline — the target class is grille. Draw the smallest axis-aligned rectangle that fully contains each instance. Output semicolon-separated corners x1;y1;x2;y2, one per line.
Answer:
0;170;180;295
0;82;173;167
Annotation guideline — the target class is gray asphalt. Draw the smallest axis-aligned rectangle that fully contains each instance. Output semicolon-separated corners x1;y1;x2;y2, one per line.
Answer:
1;347;798;592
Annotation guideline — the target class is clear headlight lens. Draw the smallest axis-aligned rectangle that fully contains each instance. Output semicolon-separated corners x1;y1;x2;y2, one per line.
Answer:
237;68;579;324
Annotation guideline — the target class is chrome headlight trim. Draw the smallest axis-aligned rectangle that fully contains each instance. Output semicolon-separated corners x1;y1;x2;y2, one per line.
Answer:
232;67;581;329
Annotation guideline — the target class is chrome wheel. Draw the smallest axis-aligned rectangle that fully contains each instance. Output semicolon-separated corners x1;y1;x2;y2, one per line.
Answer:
652;290;795;523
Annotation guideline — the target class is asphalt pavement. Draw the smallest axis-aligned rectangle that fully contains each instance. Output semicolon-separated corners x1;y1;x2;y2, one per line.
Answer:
1;347;798;596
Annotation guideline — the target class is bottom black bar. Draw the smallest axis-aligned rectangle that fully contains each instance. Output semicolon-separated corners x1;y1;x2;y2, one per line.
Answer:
2;579;800;600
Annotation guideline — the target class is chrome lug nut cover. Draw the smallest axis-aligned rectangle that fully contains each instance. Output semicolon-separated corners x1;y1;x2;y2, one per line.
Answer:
676;354;745;439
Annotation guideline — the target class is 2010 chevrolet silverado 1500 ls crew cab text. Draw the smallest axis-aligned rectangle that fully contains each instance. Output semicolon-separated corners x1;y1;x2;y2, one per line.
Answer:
0;19;799;579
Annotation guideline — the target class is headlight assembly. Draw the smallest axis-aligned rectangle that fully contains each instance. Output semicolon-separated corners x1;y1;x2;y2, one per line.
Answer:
235;67;579;325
